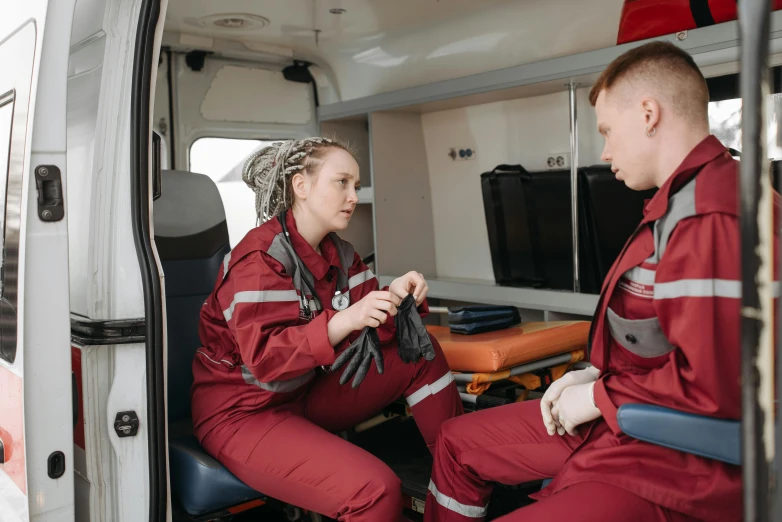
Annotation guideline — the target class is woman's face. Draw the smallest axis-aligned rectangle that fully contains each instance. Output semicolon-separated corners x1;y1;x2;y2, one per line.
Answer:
295;147;360;232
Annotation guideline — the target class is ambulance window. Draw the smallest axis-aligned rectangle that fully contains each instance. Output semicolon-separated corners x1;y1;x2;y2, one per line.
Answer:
0;94;14;363
189;137;280;247
707;68;782;160
708;95;782;159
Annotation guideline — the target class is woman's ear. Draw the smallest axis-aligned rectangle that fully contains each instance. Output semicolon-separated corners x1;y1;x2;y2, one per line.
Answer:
291;172;308;201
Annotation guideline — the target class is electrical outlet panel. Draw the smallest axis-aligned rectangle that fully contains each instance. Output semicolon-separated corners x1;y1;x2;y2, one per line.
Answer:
448;147;477;161
546;152;570;169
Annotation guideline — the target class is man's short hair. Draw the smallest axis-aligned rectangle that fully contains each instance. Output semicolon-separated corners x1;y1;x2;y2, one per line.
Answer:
588;41;709;124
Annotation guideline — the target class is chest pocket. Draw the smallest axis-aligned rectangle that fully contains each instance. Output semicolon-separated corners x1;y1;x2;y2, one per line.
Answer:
606;307;675;359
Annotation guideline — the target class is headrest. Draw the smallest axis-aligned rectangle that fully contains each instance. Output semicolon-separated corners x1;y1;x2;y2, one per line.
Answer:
153;170;229;261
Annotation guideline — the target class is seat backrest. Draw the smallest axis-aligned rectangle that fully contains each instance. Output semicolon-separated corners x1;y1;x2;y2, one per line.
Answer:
154;170;230;426
527;169;576;291
579;165;656;292
480;166;542;287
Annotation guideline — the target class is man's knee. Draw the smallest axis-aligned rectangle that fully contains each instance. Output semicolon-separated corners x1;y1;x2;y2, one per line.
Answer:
436;415;469;456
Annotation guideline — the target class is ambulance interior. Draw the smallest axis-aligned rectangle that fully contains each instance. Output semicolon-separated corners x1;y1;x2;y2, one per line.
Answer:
147;1;781;520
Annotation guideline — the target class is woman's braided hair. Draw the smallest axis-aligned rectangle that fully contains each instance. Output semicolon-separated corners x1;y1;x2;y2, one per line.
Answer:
241;136;354;223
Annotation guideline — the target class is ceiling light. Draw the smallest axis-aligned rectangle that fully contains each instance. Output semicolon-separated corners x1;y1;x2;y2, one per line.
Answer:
185;13;270;31
214;18;248;29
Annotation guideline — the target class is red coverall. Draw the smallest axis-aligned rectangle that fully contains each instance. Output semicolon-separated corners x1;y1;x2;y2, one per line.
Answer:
192;211;463;522
425;136;772;521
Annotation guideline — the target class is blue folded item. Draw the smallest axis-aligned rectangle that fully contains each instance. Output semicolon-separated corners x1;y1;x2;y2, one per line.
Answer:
447;306;521;335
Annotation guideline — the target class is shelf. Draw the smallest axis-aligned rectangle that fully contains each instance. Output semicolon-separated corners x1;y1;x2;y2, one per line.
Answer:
318;12;782;120
378;276;598;316
357;186;373;205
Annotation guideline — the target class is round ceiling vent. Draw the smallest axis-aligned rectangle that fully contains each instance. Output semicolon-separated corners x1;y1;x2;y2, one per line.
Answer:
185;13;270;31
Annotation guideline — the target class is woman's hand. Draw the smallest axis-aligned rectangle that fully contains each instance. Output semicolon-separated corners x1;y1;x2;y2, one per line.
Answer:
327;291;400;347
345;291;401;330
389;271;429;306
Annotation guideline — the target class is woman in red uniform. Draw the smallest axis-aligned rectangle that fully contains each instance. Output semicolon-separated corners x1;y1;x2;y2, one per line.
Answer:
191;137;463;522
424;42;759;522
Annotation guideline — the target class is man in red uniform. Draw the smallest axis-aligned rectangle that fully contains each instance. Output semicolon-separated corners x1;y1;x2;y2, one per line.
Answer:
424;42;758;521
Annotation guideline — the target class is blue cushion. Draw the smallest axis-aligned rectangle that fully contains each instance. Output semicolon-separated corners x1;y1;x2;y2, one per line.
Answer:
617;404;741;465
164;245;229;424
169;436;263;515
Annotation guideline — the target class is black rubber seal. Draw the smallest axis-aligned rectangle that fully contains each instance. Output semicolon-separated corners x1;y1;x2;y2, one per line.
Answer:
130;0;167;520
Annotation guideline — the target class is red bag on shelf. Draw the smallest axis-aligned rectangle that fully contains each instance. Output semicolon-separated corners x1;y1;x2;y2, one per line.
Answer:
617;0;782;45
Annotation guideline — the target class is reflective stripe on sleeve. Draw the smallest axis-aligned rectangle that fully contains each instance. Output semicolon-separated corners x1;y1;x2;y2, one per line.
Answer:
654;279;740;300
348;269;376;290
223;290;300;321
241;365;315;393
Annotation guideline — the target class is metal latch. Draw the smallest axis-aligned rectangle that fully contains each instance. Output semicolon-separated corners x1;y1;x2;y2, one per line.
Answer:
34;165;64;222
114;411;139;438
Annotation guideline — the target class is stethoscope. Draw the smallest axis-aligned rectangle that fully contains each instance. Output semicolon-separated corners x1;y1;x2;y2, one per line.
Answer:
278;210;350;318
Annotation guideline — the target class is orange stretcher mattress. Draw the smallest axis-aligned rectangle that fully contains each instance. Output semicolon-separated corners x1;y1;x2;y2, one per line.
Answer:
426;321;590;373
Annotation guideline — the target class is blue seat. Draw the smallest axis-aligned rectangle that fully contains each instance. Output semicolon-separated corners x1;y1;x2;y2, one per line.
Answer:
617;404;741;465
169;436;261;516
154;170;263;515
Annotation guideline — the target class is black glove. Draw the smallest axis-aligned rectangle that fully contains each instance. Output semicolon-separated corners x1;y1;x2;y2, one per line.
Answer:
330;327;383;388
396;294;436;364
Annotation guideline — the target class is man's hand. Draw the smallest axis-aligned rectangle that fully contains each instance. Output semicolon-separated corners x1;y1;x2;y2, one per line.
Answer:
540;366;599;436
389;272;428;306
550;382;601;436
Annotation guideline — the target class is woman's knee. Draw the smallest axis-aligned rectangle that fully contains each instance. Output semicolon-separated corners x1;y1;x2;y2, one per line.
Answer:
344;462;402;521
418;336;452;375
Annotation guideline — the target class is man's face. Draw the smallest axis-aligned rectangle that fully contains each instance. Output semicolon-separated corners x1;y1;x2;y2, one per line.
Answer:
595;89;658;191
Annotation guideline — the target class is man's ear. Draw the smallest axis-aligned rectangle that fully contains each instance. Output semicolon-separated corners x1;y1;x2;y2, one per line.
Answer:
291;172;308;200
641;97;661;133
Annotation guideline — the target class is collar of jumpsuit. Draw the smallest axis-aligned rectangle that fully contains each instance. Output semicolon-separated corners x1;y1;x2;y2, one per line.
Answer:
283;209;346;282
641;135;731;221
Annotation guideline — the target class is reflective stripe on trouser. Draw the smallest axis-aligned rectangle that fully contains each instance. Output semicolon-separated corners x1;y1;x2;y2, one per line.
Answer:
406;372;455;407
402;352;462;451
428;480;488;518
204;336;464;522
424;400;584;522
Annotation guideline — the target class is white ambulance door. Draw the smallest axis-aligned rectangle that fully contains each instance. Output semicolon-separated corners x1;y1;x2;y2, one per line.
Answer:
0;1;77;521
